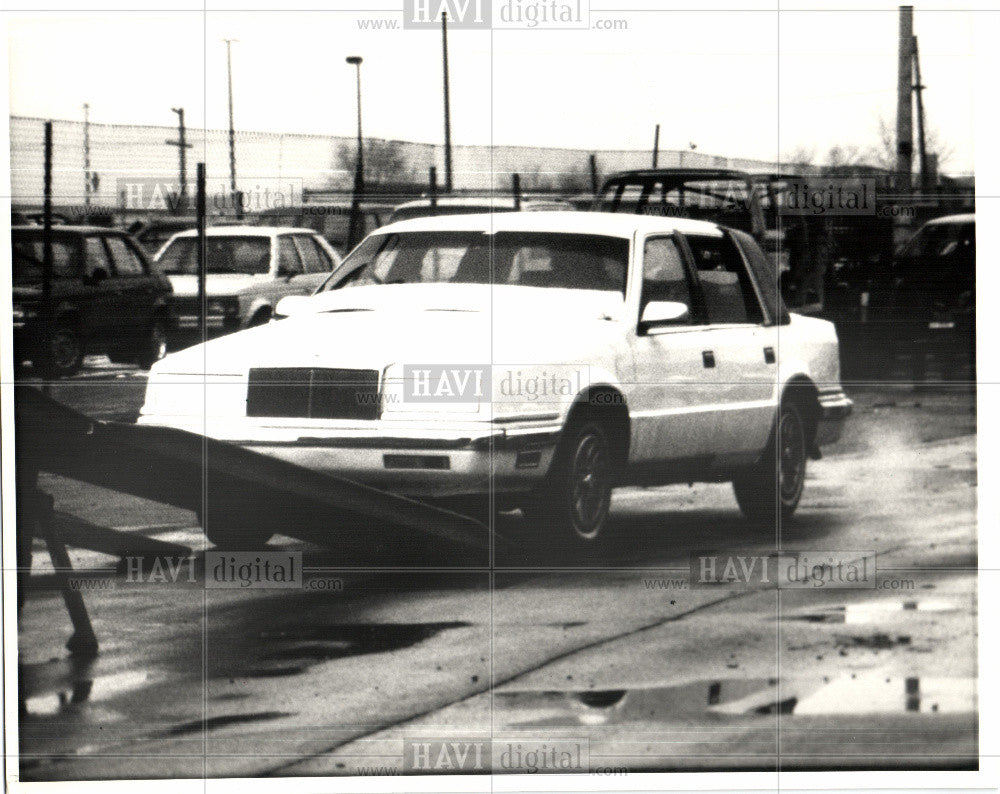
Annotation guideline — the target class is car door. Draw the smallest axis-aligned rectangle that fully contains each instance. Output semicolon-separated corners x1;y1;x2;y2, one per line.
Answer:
104;234;160;341
81;235;124;345
272;234;313;301
628;234;721;468
291;234;338;293
680;231;777;459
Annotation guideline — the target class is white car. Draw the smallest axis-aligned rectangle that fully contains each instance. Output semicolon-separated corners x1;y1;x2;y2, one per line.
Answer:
153;226;341;343
140;212;851;546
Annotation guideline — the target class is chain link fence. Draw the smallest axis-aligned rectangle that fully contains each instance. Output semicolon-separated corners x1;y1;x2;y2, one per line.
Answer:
11;115;784;208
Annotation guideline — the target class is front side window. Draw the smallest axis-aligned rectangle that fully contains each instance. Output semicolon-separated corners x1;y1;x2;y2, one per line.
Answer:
640;237;692;319
277;237;303;275
294;236;333;274
155;236;272;275
324;231;629;294
686;234;763;325
85;237;112;277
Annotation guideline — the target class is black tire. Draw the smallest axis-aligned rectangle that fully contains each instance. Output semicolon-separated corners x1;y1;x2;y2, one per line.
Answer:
198;508;273;550
524;418;614;546
137;317;169;369
732;401;807;525
38;323;83;378
249;309;271;327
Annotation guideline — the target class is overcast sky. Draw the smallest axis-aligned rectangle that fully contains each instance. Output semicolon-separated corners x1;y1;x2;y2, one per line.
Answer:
4;0;981;174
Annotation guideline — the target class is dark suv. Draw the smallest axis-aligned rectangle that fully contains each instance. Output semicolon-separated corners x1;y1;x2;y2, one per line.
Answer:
12;226;173;377
867;213;975;379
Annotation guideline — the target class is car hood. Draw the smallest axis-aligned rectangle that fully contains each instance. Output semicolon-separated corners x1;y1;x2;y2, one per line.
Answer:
155;284;626;374
166;273;271;298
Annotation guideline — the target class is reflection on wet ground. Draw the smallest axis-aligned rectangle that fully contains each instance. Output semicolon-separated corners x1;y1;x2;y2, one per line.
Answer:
782;599;960;625
494;673;976;727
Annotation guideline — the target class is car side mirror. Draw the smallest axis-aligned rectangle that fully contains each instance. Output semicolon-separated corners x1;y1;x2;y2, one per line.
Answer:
639;300;689;333
276;265;294;280
83;268;109;286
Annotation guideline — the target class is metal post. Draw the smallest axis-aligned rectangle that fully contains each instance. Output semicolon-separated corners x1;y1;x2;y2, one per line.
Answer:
442;11;453;193
42;121;53;390
82;104;91;222
346;56;365;249
224;39;238;202
167;107;192;205
652;123;660;168
196;163;207;344
912;35;929;195
429;166;438;207
896;6;914;193
512;173;521;211
589;154;598;194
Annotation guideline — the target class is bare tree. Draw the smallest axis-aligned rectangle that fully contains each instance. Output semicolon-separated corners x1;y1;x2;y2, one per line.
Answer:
335;138;412;189
870;115;955;171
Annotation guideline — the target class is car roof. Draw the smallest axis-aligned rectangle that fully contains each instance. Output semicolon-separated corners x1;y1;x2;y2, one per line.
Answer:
602;168;752;182
922;213;974;225
374;210;724;238
393;196;570;210
167;226;317;238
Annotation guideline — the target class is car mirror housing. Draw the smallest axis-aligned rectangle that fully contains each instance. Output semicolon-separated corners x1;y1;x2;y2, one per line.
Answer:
274;295;310;319
84;268;109;286
639;300;689;332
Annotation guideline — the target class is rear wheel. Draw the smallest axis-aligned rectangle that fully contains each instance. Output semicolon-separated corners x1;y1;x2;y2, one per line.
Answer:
524;418;614;546
198;508;273;550
39;323;83;378
733;401;807;525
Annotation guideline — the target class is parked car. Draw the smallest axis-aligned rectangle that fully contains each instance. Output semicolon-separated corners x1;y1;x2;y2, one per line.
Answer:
866;213;975;378
388;196;574;224
127;218;197;255
152;226;342;347
12;225;173;377
594;168;766;241
254;203;394;255
139;212;851;548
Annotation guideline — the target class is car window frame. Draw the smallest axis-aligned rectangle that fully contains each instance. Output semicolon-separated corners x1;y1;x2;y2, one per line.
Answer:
679;231;769;327
276;235;304;276
637;233;703;328
292;234;332;274
104;234;148;277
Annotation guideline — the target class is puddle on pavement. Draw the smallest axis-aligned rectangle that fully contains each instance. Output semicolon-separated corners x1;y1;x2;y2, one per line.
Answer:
233;621;470;678
783;599;959;625
23;669;159;717
494;673;975;727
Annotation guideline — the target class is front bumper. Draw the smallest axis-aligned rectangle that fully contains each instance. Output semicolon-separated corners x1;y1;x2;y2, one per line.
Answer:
135;416;562;497
815;390;853;447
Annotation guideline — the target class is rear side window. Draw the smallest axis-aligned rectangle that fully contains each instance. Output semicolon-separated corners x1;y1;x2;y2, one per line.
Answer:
105;236;146;276
12;237;77;282
686;234;764;325
728;227;788;325
85;237;113;277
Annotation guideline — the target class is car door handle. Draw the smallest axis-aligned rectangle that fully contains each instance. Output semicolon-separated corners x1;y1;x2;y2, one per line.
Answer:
702;350;716;368
764;346;776;364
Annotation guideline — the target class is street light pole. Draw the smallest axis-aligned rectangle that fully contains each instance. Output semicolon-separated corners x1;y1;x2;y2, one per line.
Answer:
346;56;365;249
441;11;453;193
224;39;239;206
82;103;91;221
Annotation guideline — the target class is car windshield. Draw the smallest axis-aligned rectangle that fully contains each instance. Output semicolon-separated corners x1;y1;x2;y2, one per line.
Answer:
12;236;78;283
323;231;629;293
155;236;271;275
897;221;975;260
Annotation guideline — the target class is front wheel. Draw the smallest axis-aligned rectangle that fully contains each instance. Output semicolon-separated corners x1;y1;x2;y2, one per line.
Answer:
524;419;614;545
136;317;168;369
732;402;807;525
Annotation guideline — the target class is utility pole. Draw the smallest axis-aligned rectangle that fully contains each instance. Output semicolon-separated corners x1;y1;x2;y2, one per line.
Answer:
912;35;929;194
895;6;914;193
82;103;91;221
442;11;453;193
224;39;238;203
346;56;365;249
166;107;193;208
652;124;660;168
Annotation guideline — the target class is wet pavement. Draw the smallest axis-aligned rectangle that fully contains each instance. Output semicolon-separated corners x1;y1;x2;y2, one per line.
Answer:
14;362;978;779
